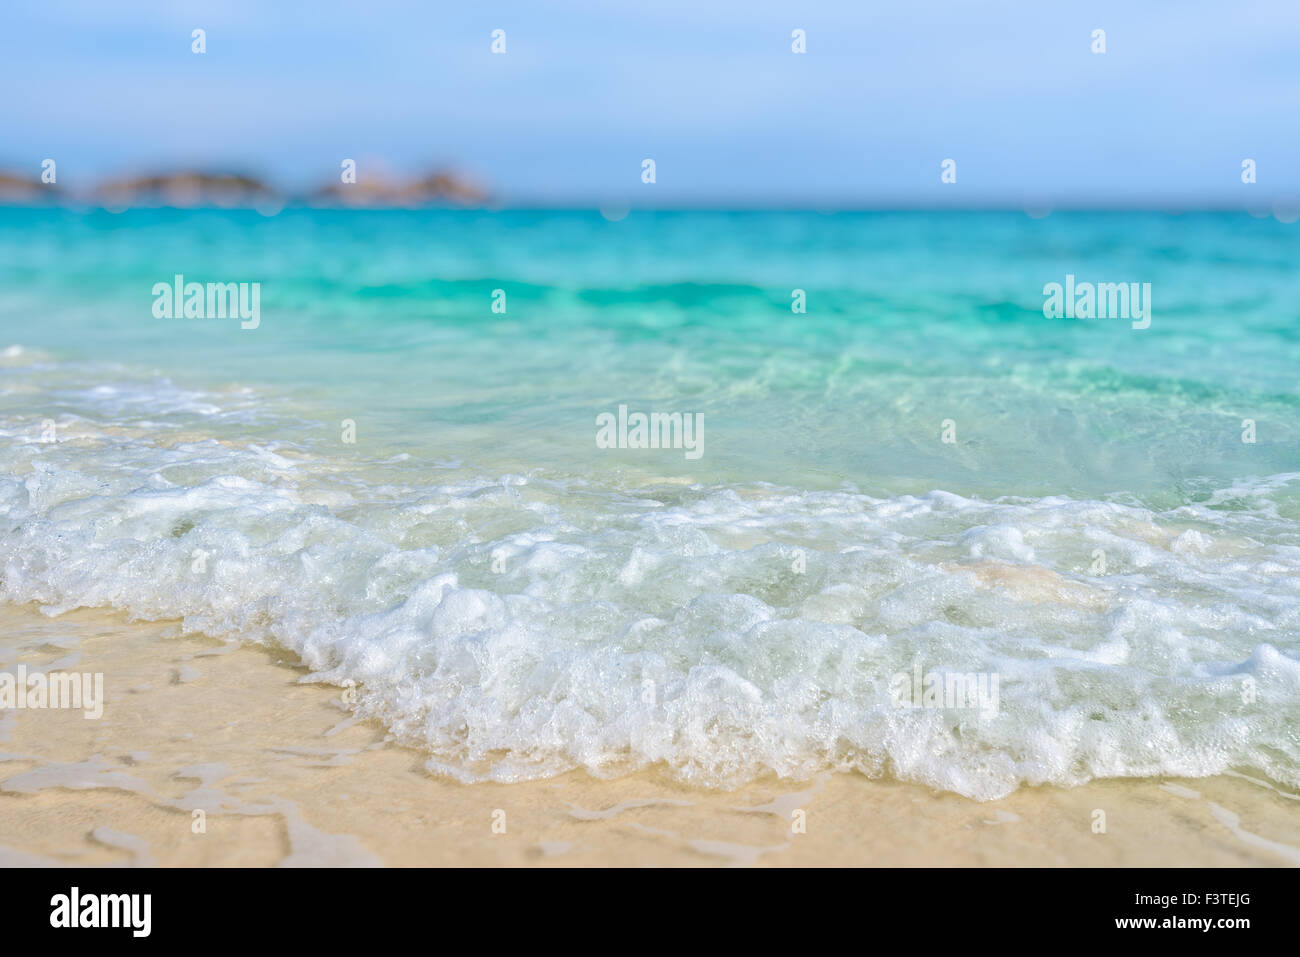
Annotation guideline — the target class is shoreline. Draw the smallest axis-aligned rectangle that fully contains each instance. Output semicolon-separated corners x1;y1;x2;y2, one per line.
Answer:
1;602;1297;867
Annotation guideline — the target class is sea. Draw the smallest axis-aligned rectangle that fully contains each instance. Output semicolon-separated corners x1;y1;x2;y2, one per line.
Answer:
1;207;1297;799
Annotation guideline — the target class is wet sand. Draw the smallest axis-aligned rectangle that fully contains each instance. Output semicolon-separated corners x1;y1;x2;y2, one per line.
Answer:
1;603;1297;867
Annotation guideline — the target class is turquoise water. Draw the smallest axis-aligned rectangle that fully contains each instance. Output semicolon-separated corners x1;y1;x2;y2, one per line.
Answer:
1;208;1299;797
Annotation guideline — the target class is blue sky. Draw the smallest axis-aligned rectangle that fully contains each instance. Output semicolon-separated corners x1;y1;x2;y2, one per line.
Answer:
3;0;1298;206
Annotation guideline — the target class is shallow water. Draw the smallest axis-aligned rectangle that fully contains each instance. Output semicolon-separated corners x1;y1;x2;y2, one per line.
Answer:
1;208;1298;798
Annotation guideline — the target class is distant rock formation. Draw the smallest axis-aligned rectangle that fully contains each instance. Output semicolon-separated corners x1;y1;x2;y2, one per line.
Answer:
0;166;491;209
92;171;281;208
0;171;55;204
308;168;490;207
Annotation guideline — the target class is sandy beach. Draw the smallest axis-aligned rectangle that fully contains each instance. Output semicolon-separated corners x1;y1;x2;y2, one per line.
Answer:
1;602;1296;868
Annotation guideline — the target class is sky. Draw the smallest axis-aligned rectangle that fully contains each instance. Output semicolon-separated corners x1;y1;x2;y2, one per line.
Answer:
2;0;1298;207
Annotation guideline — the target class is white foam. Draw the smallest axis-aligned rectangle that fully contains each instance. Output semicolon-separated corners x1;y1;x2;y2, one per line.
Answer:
3;394;1300;800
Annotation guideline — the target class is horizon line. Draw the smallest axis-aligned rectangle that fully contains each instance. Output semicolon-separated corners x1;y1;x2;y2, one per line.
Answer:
0;200;1291;215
